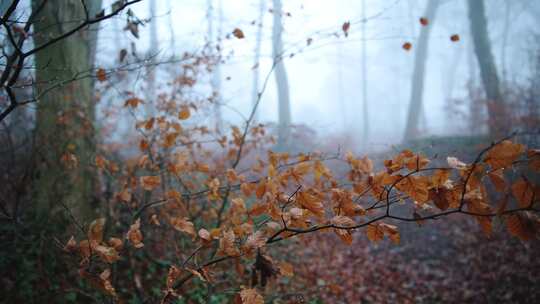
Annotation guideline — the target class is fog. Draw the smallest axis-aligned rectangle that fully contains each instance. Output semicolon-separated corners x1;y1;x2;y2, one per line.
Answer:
94;0;540;150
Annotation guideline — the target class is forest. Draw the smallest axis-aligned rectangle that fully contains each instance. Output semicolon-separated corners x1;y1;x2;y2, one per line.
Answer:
0;0;539;303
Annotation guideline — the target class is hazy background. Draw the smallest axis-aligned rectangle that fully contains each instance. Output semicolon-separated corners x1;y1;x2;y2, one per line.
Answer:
96;0;540;149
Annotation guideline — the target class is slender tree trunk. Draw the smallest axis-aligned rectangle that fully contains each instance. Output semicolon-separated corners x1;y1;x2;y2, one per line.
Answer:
272;0;291;150
467;0;506;137
360;0;369;147
251;0;266;123
403;0;439;142
32;0;102;222
208;0;223;132
167;0;176;54
145;0;158;118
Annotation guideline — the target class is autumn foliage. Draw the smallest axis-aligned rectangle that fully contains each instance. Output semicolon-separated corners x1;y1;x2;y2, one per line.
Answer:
60;87;539;302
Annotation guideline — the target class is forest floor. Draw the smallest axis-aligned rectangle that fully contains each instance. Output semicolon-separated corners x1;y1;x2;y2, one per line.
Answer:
286;135;540;303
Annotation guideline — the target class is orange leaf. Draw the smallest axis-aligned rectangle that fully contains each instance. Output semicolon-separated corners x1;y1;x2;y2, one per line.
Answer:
527;149;540;171
170;217;196;237
484;140;524;169
88;218;105;243
402;42;412;51
506;213;537;241
511;178;534;208
124;97;143;108
380;223;400;244
239;288;264;304
140;175;161;191
296;191;325;217
366;224;384;242
218;230;239;257
96;68;107;82
126;219;144;248
279;262;294;277
178;106;191;120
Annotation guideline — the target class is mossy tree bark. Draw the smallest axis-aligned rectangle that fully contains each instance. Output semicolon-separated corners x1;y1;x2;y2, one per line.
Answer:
32;0;102;223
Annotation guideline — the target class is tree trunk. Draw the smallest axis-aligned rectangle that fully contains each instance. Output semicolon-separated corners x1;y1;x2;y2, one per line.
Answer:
208;0;223;132
467;0;506;137
251;0;266;123
272;0;291;150
145;0;158;118
360;0;369;147
32;0;102;222
403;0;439;142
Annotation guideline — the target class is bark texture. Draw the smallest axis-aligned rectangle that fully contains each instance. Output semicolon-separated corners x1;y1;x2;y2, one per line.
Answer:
32;0;102;221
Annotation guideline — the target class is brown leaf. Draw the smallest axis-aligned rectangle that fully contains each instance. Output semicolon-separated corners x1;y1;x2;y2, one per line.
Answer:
366;224;384;242
124;97;143;108
506;212;537;241
126;219;144;248
218;230;239;256
296;191;325;217
178;105;191;120
232;28;245;39
88;218;106;244
488;169;506;192
244;231;266;253
484;140;524;169
140;175;161;191
239;288;264;304
170;217;196;237
279;262;294;277
402;42;412;51
96;68;107;82
511;178;534;208
342;21;351;37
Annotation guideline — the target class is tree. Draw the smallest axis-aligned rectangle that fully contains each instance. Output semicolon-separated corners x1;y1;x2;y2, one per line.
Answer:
145;0;158;118
467;0;506;137
251;0;266;123
272;0;292;150
207;0;224;132
32;0;103;221
403;0;440;142
360;0;369;147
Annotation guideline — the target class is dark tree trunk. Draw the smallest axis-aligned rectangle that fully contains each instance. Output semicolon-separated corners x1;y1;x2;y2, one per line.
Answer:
467;0;506;137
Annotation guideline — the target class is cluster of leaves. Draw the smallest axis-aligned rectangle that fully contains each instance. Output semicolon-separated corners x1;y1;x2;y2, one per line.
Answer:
61;83;540;302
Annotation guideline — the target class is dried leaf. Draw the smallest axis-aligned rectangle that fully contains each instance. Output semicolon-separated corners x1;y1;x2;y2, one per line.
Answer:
484;140;524;169
511;178;534;208
178;106;191;120
239;288;264;304
232;28;245;39
88;218;106;244
140;175;161;191
170;217;196;237
126;219;144;248
96;68;107;82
